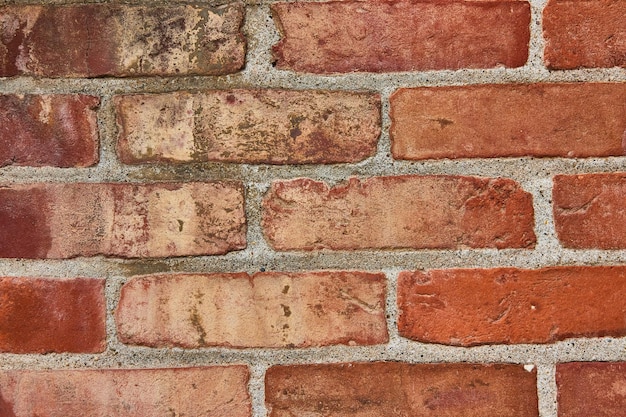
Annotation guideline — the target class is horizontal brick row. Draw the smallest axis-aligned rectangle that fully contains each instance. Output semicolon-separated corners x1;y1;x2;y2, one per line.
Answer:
116;271;388;348
1;1;622;77
1;173;625;259
0;182;245;258
0;4;245;77
0;363;622;416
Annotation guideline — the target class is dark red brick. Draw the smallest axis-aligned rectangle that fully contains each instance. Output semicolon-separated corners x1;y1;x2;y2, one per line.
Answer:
0;277;105;353
0;95;99;167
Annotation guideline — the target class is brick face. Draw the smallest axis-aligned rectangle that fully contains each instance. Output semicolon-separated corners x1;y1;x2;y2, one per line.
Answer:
0;4;245;77
0;182;246;258
390;83;626;160
0;277;105;353
544;0;626;69
262;176;536;250
557;362;626;417
553;173;626;249
116;271;387;348
0;95;99;167
0;366;251;417
266;362;538;417
398;266;626;346
271;0;530;73
115;90;380;164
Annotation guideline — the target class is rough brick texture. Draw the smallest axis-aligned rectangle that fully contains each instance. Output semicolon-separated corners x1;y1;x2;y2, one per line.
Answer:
0;95;99;167
266;362;538;417
0;366;250;417
544;0;626;69
0;277;105;353
0;182;245;259
398;266;626;346
271;0;530;73
116;271;387;348
557;362;626;417
390;83;626;160
115;90;380;164
0;4;245;77
553;173;626;249
263;176;536;250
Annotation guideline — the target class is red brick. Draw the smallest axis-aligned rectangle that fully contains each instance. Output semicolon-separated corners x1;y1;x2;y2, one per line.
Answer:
116;271;387;348
557;362;626;417
271;0;530;73
553;173;626;249
115;90;380;164
0;366;250;417
398;266;626;346
0;182;245;258
0;95;99;167
266;362;538;417
0;4;245;77
262;176;536;250
544;0;626;69
0;277;105;353
390;83;626;160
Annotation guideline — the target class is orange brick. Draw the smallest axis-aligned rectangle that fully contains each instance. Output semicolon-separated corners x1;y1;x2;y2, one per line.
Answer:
266;362;538;417
398;266;626;346
271;0;530;73
391;83;626;160
553;173;626;249
262;176;536;250
116;271;388;348
115;90;380;164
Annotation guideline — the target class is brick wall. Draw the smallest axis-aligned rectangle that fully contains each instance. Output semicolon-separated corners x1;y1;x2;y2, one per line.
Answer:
1;0;625;416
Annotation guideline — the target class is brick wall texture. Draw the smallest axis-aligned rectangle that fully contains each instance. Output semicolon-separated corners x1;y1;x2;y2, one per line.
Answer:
0;0;625;416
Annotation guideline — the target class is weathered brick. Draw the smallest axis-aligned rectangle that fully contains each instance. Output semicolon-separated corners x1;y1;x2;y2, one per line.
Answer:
0;4;245;77
0;277;105;353
553;173;626;249
398;266;626;346
262;176;536;250
557;362;626;417
115;90;380;164
0;182;245;258
0;366;250;417
116;271;387;348
271;0;530;73
391;83;626;160
0;95;99;167
544;0;626;69
266;362;538;417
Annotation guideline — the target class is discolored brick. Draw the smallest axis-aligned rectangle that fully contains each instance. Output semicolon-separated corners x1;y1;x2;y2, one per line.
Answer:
266;362;538;417
390;83;626;160
557;362;626;417
553;173;626;249
544;0;626;69
0;4;245;77
116;271;388;348
115;90;380;164
0;95;99;167
0;182;246;258
262;176;536;250
0;277;105;353
398;266;626;346
0;366;251;417
271;0;530;73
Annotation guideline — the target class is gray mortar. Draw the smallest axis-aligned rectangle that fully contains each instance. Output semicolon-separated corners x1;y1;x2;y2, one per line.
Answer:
1;0;625;416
